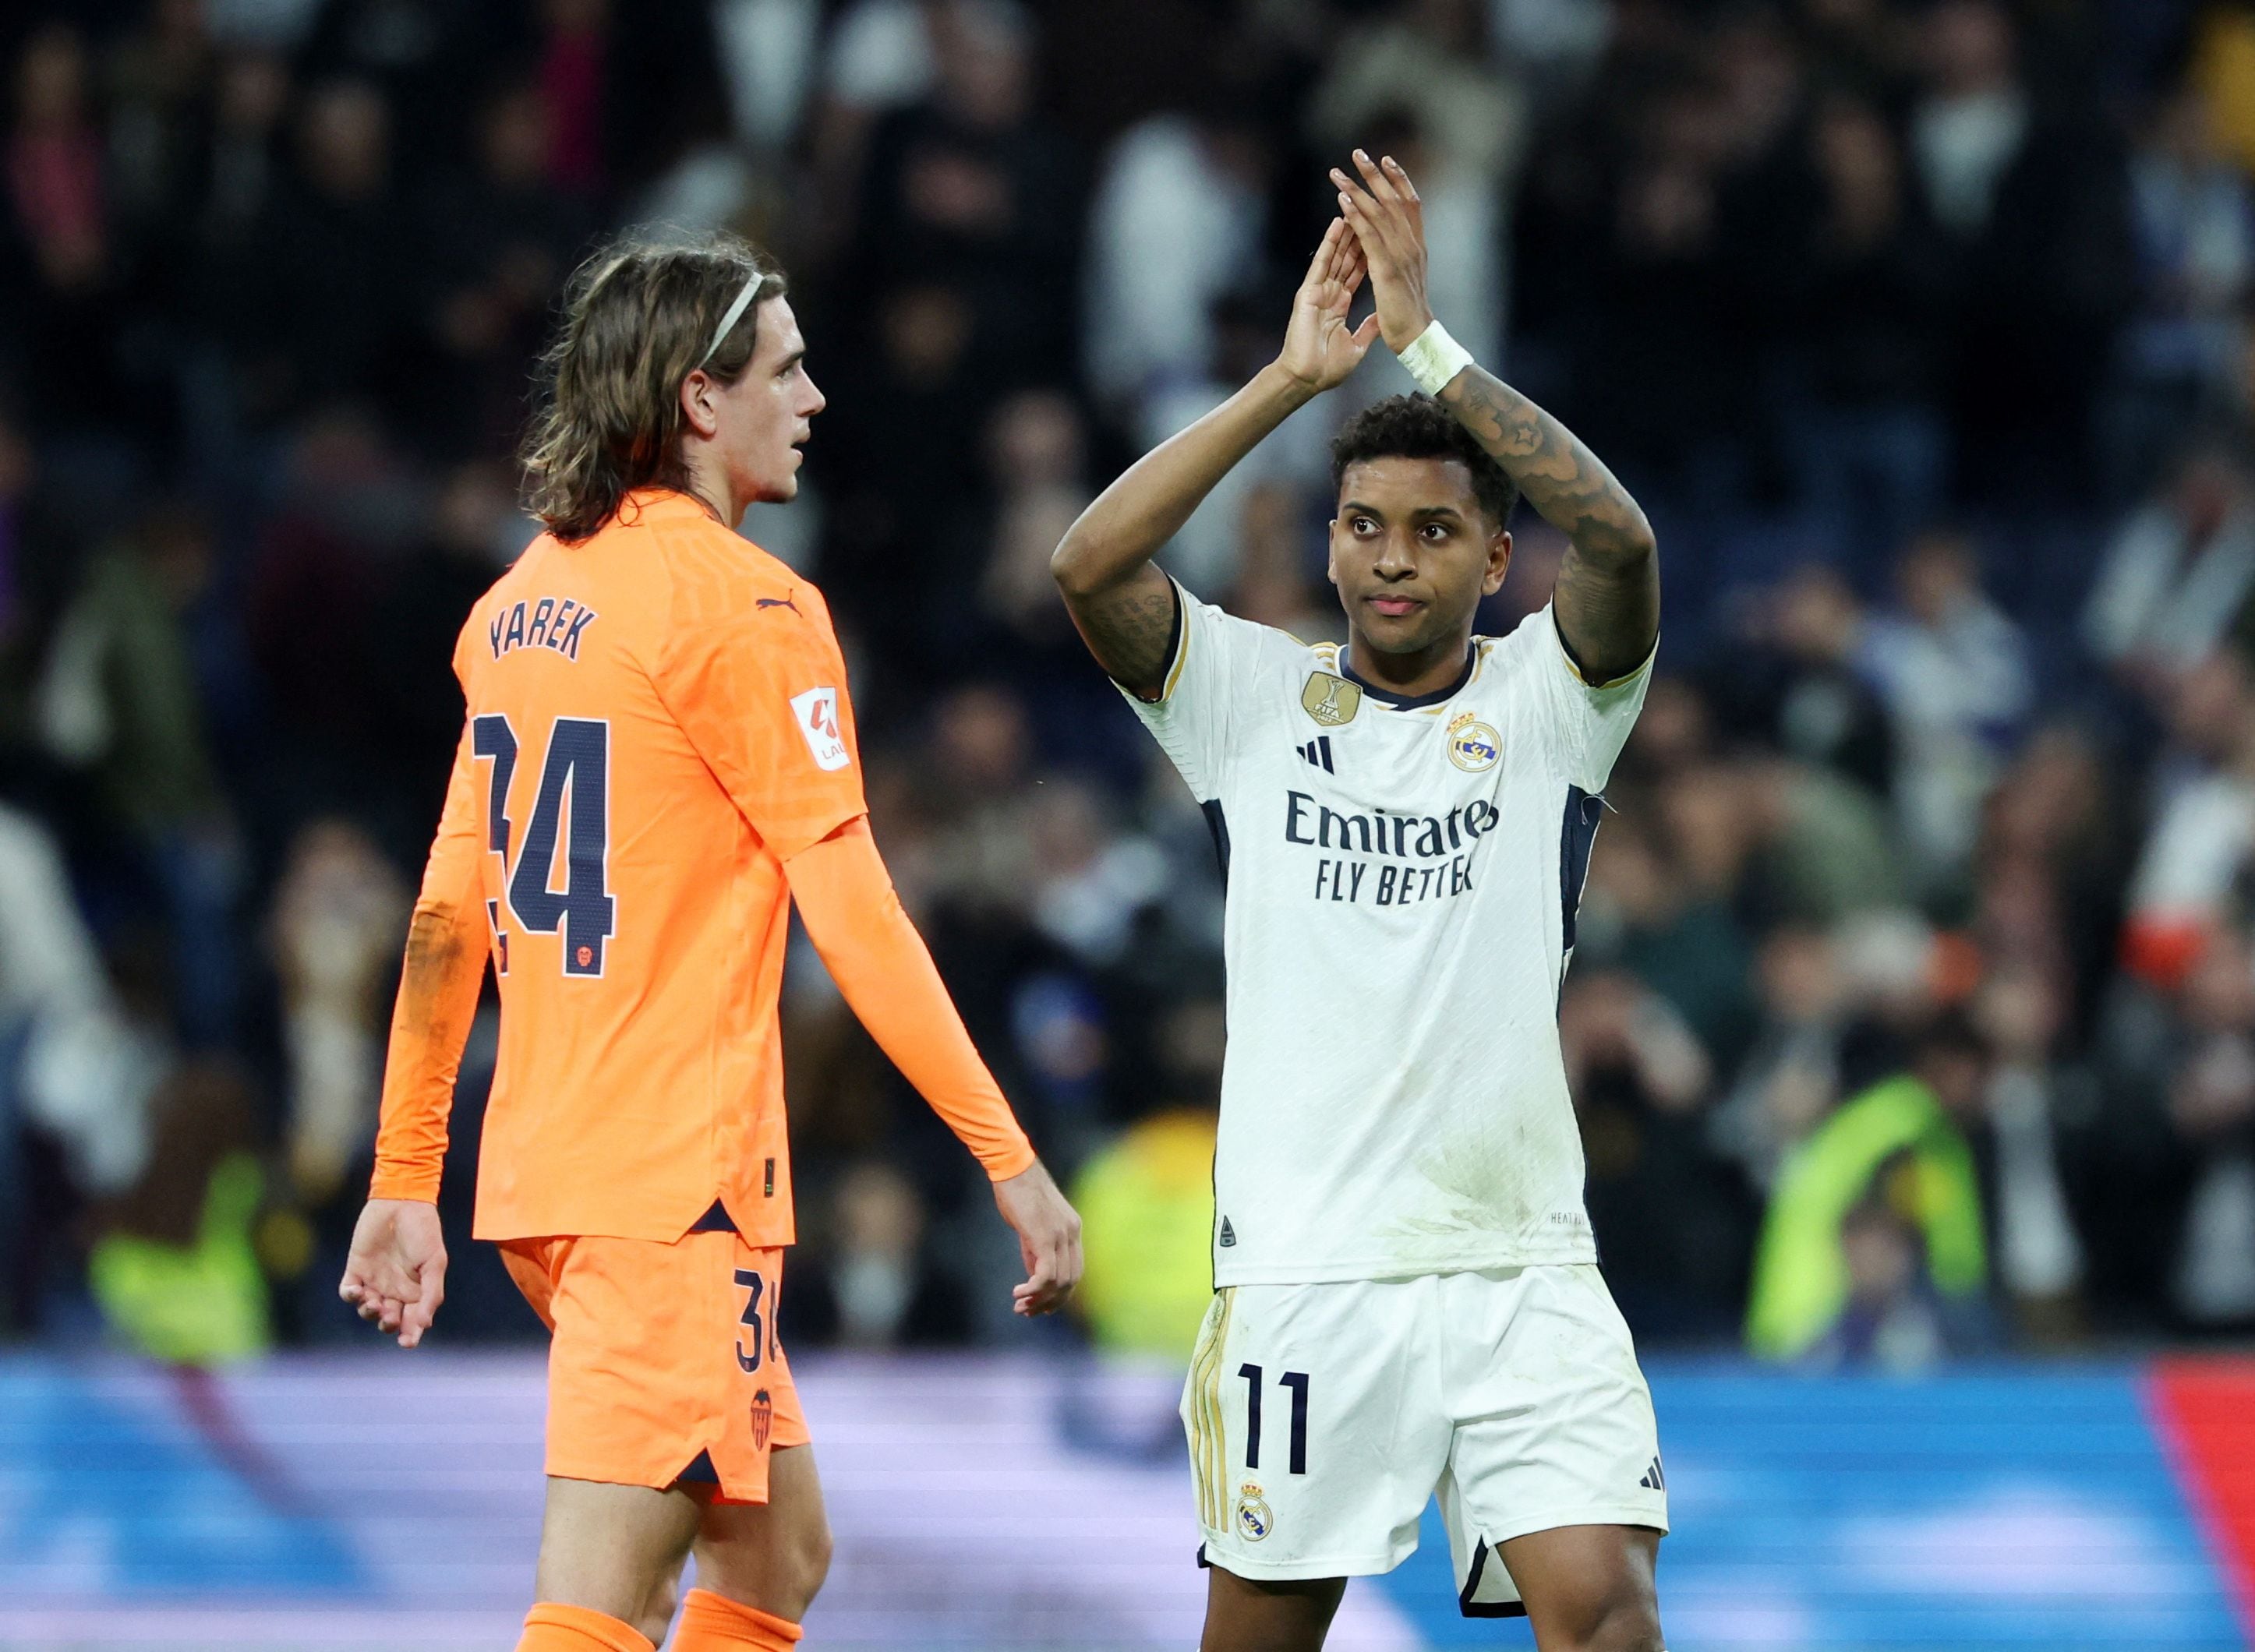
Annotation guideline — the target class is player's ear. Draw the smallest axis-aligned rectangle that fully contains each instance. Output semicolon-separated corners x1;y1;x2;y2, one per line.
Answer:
1325;519;1342;585
1483;528;1511;596
680;368;721;439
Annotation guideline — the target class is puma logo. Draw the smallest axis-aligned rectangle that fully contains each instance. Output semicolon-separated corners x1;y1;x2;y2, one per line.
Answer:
756;594;801;614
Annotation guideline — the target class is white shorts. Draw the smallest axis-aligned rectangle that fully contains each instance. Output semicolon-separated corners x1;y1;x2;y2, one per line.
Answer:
1180;1264;1668;1617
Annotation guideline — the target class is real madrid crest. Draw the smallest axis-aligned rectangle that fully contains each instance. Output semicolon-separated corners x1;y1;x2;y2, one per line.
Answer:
1302;672;1361;727
1235;1481;1274;1541
1447;710;1500;771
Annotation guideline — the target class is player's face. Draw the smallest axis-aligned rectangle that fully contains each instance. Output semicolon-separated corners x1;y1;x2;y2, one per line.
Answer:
716;296;825;504
1327;457;1511;655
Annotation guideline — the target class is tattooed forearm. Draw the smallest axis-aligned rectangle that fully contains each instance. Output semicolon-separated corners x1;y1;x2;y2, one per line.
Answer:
1443;368;1653;561
1061;566;1179;701
1440;365;1659;681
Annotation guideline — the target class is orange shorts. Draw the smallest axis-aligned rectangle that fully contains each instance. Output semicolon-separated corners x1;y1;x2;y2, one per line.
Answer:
500;1228;809;1505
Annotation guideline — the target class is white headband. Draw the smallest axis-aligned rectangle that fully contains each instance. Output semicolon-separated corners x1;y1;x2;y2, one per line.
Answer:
703;275;762;363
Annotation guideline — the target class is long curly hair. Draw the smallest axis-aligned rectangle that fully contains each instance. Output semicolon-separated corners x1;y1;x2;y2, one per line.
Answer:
520;232;786;544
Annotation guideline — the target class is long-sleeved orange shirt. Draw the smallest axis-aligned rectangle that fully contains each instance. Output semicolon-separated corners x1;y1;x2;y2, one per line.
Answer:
371;489;1032;1243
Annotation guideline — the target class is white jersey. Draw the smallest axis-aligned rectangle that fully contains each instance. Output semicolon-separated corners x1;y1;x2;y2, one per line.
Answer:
1126;584;1652;1286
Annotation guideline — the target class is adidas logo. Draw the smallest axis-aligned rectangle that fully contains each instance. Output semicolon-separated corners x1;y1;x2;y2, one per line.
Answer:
1295;736;1335;773
1218;1217;1237;1248
1638;1456;1666;1491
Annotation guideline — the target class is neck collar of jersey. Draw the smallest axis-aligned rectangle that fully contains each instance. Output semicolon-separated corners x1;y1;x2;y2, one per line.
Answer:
615;487;712;527
1340;642;1477;711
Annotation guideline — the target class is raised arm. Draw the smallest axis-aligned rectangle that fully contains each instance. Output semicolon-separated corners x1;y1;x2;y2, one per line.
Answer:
1053;219;1380;698
1334;150;1659;684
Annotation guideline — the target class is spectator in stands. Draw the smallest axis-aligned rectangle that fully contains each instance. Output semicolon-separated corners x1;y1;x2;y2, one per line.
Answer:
1709;567;1896;802
1801;1191;1977;1371
1599;789;1759;1068
1083;90;1271;421
1710;924;1850;1192
1133;289;1334;601
0;408;70;707
299;0;479;177
2158;928;2255;1329
1023;777;1167;970
1073;996;1225;1360
1304;0;1526;369
1911;0;2134;503
198;46;289;237
268;817;405;1206
1562;966;1752;1338
362;461;522;843
235;77;412;424
1974;963;2085;1333
784;1159;974;1348
104;0;217;263
2111;80;2255;499
847;0;1076;379
413;79;594;458
1910;2;2031;263
1747;1013;1992;1363
979;389;1094;650
1786;95;1953;571
1979;725;2130;1039
2118;653;2255;992
532;0;612;197
241;408;426;817
1857;530;2033;898
1570;70;1755;510
1744;757;1907;929
4;22;118;438
805;0;945;252
2084;438;2255;681
5;22;106;296
87;1056;270;1367
811;278;992;675
2091;921;2255;1333
33;498;242;1046
0;802;165;1329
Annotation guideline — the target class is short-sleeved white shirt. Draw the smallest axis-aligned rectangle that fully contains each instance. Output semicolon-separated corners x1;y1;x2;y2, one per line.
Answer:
1126;584;1653;1285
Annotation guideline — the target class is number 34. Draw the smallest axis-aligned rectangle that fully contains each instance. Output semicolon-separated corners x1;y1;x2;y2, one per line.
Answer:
471;714;617;977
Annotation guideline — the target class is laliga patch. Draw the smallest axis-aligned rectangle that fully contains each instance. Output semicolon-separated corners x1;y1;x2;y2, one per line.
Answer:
790;686;851;771
1235;1481;1274;1541
1301;672;1361;727
1447;711;1500;772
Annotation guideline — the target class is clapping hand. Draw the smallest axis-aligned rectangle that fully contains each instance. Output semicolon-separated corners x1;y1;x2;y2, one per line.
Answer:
1330;150;1436;355
1274;217;1384;397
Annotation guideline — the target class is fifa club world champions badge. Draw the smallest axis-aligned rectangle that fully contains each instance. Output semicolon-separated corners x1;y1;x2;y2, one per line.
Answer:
1302;672;1362;727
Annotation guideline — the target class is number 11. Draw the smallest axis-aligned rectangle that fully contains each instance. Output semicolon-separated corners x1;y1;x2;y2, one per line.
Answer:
1239;1364;1310;1474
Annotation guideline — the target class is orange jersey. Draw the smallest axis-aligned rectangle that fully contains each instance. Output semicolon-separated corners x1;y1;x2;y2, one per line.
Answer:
373;489;866;1244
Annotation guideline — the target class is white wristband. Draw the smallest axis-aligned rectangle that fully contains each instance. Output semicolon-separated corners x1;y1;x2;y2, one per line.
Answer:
1398;318;1474;397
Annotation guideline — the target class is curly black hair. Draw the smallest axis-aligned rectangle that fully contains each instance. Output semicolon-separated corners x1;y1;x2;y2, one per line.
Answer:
1330;394;1518;529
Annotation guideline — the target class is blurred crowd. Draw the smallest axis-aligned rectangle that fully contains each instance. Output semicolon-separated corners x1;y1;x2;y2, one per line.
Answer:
5;0;2255;1371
